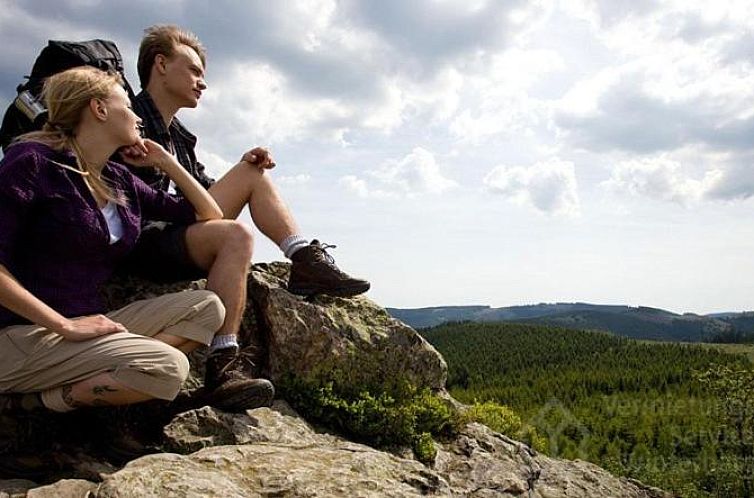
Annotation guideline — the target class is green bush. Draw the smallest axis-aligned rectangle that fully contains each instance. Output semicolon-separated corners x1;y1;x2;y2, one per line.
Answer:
463;401;522;434
282;375;461;464
462;400;547;452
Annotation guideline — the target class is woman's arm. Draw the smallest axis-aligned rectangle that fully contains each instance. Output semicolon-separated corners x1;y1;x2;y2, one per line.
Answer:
0;265;126;341
124;139;222;221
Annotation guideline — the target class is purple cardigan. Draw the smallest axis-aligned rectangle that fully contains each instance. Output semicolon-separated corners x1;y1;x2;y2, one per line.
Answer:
0;141;196;328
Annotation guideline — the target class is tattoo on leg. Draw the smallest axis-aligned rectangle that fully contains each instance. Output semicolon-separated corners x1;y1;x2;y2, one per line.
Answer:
61;385;85;409
92;385;118;397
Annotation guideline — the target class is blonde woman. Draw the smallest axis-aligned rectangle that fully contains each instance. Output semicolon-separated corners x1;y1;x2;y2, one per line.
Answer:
0;67;273;416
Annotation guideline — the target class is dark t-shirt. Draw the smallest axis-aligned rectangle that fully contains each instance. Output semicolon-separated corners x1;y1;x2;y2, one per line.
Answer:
0;141;196;327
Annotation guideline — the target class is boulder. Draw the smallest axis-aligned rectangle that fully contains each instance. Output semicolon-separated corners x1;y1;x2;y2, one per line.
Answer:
93;402;669;498
247;262;447;390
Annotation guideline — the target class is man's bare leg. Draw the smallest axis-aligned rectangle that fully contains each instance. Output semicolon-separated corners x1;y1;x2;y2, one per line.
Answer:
207;160;370;298
184;220;253;337
208;161;298;244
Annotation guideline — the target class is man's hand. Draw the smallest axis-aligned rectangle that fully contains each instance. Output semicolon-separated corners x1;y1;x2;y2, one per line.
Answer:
241;147;276;172
54;315;127;342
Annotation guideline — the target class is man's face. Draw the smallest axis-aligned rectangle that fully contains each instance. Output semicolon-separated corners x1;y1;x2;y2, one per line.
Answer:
161;44;206;108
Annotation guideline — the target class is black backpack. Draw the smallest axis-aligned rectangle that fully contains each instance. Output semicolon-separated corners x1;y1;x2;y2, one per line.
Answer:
0;39;136;151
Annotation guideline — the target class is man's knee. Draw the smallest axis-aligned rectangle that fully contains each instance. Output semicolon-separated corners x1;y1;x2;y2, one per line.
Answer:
187;220;253;253
225;221;254;255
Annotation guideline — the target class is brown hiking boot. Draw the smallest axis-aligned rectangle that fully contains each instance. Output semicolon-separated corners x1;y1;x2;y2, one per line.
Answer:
203;347;274;413
0;393;45;414
288;240;370;297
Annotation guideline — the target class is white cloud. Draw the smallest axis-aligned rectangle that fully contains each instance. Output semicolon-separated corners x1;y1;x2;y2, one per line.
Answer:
338;175;393;199
484;158;581;217
449;48;563;144
193;62;349;150
602;156;723;205
340;147;456;198
276;174;312;185
193;147;231;181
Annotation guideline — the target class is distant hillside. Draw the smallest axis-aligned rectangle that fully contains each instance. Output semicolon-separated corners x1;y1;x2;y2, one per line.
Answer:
418;320;752;496
387;303;754;342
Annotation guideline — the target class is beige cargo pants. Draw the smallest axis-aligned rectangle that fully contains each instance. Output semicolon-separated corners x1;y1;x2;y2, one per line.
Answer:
0;290;224;400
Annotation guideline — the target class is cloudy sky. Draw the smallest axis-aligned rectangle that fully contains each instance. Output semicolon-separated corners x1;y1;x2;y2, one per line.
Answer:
1;0;754;314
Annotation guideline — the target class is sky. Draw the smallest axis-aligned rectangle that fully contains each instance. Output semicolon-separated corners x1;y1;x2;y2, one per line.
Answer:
1;0;753;314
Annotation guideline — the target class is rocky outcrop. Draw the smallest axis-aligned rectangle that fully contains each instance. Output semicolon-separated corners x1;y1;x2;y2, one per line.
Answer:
248;262;447;391
0;263;671;497
94;402;668;497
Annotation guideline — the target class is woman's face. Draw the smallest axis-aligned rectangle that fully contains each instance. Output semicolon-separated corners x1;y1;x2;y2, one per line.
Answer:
103;84;142;146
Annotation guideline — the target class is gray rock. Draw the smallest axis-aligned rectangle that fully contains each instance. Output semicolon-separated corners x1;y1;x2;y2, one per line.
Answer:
0;479;37;498
92;406;668;498
162;401;331;453
247;262;447;390
27;479;97;497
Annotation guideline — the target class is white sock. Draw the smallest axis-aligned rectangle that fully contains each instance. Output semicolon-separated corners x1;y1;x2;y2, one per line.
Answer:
40;387;77;413
280;235;309;259
210;334;239;353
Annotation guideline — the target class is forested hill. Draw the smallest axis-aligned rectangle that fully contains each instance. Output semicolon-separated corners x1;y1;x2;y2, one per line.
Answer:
419;321;754;496
388;303;754;342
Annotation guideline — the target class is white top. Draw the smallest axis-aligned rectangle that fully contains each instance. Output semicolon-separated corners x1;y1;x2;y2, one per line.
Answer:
101;201;124;245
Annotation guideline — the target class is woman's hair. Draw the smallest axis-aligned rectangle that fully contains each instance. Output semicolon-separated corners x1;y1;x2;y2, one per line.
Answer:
19;66;126;205
138;24;206;88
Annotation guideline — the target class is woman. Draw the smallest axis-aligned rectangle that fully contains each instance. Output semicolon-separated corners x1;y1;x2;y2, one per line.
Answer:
0;67;272;414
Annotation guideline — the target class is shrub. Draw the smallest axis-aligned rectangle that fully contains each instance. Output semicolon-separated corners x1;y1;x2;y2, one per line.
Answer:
463;400;547;452
282;375;461;464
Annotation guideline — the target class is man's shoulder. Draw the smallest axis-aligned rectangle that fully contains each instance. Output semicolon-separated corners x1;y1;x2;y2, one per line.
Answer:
169;117;196;143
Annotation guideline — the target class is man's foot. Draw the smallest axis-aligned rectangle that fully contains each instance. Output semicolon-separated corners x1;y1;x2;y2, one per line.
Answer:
288;240;370;297
203;347;275;413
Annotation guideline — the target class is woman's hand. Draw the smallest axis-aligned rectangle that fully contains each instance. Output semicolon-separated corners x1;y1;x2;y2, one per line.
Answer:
119;139;173;171
54;315;127;342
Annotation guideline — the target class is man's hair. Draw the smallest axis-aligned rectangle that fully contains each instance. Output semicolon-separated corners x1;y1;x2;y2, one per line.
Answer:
137;24;206;89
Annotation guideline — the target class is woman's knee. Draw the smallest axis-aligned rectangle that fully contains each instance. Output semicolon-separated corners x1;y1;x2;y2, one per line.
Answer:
187;290;226;333
115;342;190;400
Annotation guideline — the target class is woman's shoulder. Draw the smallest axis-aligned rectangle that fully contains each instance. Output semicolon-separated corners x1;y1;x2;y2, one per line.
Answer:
3;140;56;162
0;141;61;181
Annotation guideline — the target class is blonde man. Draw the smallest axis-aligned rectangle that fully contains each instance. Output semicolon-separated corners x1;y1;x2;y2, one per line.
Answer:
121;25;369;384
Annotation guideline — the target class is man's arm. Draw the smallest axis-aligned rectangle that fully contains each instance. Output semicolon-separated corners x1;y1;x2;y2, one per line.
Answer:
194;159;216;189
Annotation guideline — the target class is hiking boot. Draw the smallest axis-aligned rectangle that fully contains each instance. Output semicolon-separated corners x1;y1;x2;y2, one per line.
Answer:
0;393;45;414
288;240;370;297
203;347;275;413
0;394;23;414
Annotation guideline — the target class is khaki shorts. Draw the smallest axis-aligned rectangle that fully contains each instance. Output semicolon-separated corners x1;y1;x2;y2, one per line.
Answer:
0;290;224;400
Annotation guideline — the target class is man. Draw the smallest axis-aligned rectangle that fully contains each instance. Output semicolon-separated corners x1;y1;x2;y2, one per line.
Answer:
121;25;370;403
